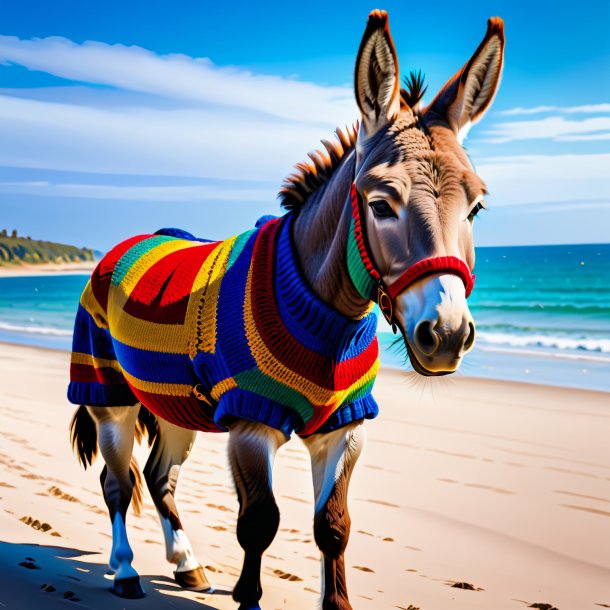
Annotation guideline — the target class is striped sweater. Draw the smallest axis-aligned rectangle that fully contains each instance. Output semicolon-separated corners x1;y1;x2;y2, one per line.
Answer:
67;215;380;436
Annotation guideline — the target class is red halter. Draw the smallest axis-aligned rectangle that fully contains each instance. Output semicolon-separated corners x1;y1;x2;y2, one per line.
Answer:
350;183;475;326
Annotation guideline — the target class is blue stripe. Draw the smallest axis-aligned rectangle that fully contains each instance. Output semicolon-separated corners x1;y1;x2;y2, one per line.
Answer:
192;229;259;390
111;338;197;385
316;394;379;433
215;228;259;374
215;388;301;437
275;216;378;361
71;305;117;361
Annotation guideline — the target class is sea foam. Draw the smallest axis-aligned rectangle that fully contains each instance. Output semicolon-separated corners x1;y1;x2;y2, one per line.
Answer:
0;321;72;337
477;331;610;354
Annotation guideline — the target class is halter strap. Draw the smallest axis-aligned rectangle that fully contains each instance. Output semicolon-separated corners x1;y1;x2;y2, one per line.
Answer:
386;256;475;300
347;183;475;326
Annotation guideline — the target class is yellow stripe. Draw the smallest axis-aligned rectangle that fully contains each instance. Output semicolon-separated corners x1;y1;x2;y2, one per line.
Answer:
78;280;108;329
71;351;123;373
122;369;192;397
242;260;377;408
210;377;238;401
106;239;227;355
187;236;236;357
105;305;193;353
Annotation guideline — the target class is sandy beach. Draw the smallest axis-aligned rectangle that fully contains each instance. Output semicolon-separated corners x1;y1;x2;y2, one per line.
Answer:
0;262;97;277
0;341;608;610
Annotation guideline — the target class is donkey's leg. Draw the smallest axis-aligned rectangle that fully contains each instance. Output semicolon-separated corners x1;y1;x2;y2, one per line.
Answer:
302;421;365;610
143;416;210;591
87;405;144;598
228;420;287;610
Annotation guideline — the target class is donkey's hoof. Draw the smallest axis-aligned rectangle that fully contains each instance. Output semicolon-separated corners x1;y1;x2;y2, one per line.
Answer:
112;575;145;599
174;565;211;591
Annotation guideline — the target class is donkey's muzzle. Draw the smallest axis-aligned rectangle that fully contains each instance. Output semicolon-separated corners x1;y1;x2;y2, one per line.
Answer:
410;315;475;374
397;272;476;375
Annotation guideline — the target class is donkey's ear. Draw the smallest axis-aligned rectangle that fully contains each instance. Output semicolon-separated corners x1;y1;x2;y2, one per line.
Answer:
354;10;401;138
424;17;505;143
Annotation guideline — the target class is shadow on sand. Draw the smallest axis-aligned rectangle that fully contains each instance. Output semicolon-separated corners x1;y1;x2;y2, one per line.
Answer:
0;541;233;609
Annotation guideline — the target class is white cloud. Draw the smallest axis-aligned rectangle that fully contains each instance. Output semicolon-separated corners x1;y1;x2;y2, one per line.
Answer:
0;35;361;189
0;93;335;182
0;180;276;202
484;116;610;143
0;33;608;225
500;103;610;115
0;35;354;125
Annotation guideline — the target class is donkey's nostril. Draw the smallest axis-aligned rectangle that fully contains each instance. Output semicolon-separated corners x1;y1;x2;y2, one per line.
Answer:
414;320;439;355
463;321;476;352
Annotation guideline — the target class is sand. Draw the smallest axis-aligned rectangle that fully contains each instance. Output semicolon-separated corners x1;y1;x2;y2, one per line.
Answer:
0;341;608;610
0;262;97;277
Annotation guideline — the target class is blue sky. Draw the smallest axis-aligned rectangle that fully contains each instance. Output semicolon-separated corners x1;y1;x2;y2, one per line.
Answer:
1;0;609;250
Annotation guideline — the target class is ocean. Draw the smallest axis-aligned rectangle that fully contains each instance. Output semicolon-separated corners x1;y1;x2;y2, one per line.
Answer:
0;243;609;392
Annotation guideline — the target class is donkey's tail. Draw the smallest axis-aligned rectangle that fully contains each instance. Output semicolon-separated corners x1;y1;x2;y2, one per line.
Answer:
69;405;98;469
70;404;160;469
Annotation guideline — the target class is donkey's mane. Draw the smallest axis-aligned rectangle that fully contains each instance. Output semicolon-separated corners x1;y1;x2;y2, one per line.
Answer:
279;72;427;211
400;70;427;108
279;124;359;211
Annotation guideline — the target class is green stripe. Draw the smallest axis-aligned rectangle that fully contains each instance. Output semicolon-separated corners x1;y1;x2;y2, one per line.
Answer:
111;235;175;287
234;368;315;423
346;219;377;301
226;229;256;271
342;373;377;405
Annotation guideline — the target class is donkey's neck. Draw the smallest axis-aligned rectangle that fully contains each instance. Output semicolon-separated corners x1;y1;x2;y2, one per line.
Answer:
291;151;371;318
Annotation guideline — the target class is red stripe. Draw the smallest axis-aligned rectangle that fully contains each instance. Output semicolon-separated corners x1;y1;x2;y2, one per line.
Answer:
128;388;220;432
70;363;127;385
250;220;379;393
387;255;475;300
91;234;153;311
124;241;219;324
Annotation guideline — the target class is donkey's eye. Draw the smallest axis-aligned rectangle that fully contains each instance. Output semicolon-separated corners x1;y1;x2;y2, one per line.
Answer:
467;198;485;222
369;200;397;219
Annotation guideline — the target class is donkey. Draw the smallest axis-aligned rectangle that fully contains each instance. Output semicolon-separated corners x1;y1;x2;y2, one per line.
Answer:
68;10;504;610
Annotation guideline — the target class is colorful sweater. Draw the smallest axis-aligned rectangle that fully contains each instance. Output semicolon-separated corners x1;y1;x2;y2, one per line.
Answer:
67;215;380;436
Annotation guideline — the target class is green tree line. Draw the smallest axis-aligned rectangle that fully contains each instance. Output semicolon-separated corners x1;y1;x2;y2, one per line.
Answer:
0;229;95;266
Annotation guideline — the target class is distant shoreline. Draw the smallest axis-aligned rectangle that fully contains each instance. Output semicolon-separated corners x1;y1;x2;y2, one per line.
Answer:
0;261;96;277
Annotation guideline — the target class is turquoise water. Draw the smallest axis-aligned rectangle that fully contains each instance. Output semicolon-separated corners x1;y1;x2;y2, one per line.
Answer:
0;243;609;391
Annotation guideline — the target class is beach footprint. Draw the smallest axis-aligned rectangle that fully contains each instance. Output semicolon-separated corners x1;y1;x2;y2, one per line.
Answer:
447;581;484;591
47;485;79;503
273;569;303;582
19;515;61;537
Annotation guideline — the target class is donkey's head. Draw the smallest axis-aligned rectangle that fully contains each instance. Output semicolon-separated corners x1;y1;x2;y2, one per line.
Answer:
353;10;504;375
